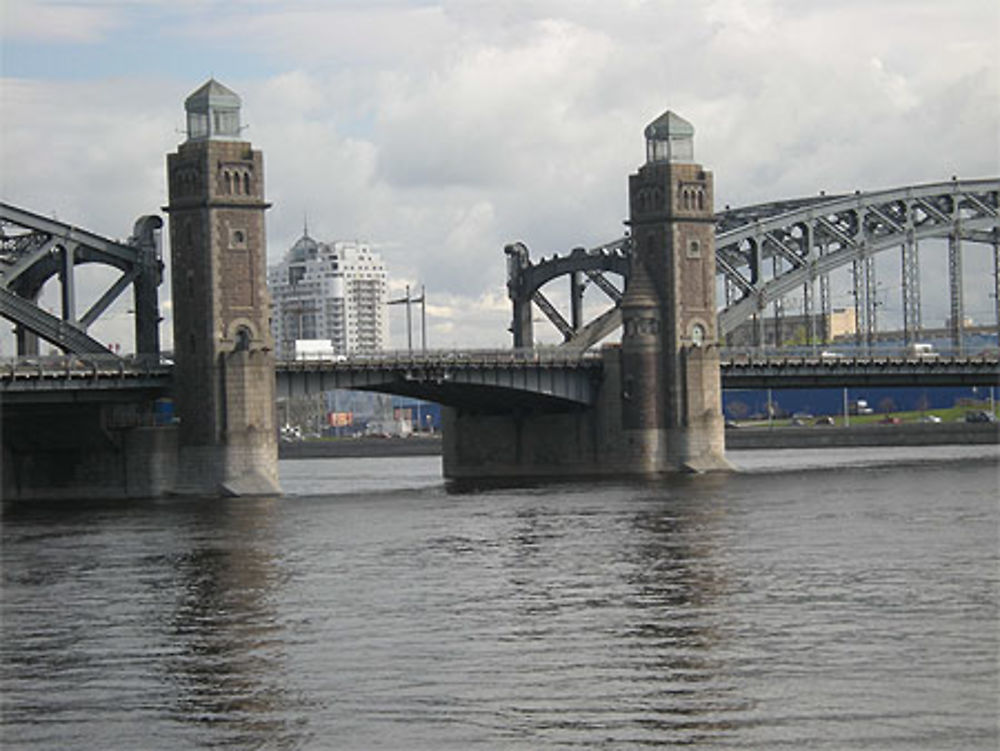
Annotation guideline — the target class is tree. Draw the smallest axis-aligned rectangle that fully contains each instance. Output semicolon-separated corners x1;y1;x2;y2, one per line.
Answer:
727;400;749;419
915;391;931;415
878;396;897;414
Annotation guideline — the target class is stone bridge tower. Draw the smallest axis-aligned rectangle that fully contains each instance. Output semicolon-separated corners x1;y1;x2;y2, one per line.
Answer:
165;80;280;496
621;111;730;472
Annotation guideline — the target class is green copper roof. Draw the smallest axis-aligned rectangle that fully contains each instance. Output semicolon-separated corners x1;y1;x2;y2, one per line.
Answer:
185;78;241;111
644;110;695;141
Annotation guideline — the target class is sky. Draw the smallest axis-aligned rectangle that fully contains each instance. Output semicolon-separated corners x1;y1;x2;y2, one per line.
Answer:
1;0;998;353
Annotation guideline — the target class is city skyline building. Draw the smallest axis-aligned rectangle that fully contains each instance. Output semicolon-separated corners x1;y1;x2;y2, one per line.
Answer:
267;230;389;359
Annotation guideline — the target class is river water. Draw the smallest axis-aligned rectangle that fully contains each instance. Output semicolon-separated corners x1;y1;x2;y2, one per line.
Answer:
2;446;998;750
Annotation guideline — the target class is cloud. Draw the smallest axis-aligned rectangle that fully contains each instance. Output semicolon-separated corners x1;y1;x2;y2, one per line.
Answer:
1;0;122;43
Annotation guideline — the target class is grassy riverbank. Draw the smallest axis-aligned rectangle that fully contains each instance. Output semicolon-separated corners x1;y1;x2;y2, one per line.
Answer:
733;402;998;429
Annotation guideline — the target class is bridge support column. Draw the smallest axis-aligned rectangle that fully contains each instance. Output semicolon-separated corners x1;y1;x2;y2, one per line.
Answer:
948;229;965;353
165;80;280;497
449;113;731;481
172;350;279;496
993;232;1000;343
901;232;921;345
15;326;39;356
622;111;730;474
441;347;631;481
506;243;534;348
1;400;177;500
130;215;163;356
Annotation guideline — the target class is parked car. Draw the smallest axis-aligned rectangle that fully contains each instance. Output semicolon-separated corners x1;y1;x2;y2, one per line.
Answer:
849;399;874;416
814;416;835;426
964;410;998;423
879;416;902;425
918;414;942;423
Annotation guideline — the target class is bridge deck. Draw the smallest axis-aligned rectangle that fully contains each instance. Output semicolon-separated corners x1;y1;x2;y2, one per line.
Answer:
2;349;997;408
276;349;603;412
720;350;1000;389
0;355;172;402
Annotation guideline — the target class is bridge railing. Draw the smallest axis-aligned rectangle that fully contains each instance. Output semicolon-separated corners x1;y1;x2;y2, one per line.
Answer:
0;353;172;380
719;345;1000;362
280;347;604;368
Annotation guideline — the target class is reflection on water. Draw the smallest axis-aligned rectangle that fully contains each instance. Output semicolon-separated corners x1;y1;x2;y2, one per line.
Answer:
2;449;998;749
160;500;309;749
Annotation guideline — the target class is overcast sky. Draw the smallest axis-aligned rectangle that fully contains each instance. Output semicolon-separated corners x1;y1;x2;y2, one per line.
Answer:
2;0;998;352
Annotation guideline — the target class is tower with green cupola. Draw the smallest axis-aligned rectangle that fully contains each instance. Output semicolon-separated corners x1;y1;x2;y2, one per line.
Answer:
165;79;280;496
621;110;729;472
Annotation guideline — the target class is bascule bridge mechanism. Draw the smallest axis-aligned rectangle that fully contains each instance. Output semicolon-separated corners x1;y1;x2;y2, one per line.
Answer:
0;203;163;357
507;179;1000;353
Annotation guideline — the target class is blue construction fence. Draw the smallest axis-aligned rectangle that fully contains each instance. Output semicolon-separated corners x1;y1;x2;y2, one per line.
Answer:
723;385;996;420
394;387;994;426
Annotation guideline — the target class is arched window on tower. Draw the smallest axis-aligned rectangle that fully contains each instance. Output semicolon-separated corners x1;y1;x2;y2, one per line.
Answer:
234;326;252;351
243;173;251;195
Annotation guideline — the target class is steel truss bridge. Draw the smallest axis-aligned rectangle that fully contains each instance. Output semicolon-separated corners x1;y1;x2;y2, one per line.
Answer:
1;179;998;412
506;178;1000;352
3;349;997;412
0;202;163;357
3;180;998;364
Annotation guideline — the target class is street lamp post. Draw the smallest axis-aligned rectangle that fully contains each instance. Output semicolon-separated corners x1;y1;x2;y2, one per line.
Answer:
388;284;427;353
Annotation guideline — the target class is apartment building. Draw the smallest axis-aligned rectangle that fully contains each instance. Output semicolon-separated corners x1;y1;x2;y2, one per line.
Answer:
268;231;389;359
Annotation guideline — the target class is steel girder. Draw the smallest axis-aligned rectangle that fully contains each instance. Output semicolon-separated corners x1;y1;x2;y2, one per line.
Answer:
505;240;629;349
276;350;603;413
506;179;999;349
0;202;163;356
715;179;999;336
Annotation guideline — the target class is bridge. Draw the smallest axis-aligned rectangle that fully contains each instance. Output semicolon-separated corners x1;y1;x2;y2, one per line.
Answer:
5;181;998;362
0;202;163;356
2;84;998;499
4;347;997;406
506;178;1000;352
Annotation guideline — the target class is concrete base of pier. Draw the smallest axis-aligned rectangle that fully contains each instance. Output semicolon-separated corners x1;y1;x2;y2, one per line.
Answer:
1;400;179;501
441;348;733;482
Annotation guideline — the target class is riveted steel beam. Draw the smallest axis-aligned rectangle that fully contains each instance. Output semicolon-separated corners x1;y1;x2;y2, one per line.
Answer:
0;202;162;356
509;179;998;348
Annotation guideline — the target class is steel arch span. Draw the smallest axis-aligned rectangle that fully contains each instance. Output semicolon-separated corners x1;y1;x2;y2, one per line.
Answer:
0;202;163;356
506;178;1000;350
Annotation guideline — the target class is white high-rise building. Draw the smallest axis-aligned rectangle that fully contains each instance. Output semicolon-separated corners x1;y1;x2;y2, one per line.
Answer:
268;231;389;359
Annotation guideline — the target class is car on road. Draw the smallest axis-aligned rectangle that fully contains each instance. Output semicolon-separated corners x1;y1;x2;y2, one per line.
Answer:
964;410;998;423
